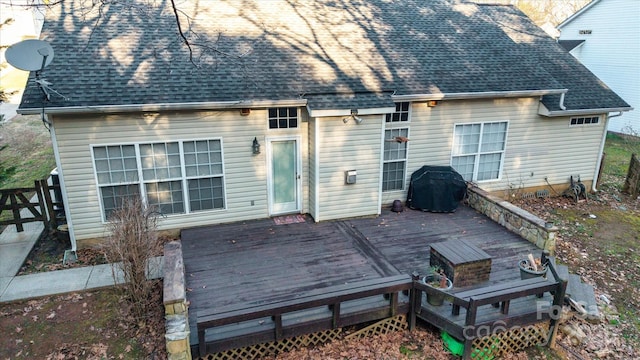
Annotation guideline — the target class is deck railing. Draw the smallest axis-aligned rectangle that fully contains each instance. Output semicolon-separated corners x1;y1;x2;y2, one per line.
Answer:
412;252;567;359
196;274;413;357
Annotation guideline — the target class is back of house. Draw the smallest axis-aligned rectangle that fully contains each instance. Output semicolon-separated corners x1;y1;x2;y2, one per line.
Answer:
16;0;631;249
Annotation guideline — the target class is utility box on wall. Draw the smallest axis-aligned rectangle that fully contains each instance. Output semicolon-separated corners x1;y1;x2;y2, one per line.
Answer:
345;170;357;184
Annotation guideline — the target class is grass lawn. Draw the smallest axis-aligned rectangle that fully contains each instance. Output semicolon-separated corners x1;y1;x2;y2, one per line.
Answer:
603;132;640;180
0;115;56;189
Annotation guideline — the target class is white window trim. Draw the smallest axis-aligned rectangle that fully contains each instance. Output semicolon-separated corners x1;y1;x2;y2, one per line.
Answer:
385;102;412;124
91;138;227;223
382;127;410;192
267;107;300;130
450;121;509;183
569;116;600;127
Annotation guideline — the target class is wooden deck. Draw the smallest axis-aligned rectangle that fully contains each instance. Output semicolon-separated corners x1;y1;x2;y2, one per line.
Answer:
181;205;546;357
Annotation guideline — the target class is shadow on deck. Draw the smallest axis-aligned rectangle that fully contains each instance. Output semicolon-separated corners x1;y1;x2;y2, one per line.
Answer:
180;205;563;359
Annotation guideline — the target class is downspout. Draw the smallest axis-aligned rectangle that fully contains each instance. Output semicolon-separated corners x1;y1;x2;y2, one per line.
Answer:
592;112;623;192
559;93;567;111
48;115;77;254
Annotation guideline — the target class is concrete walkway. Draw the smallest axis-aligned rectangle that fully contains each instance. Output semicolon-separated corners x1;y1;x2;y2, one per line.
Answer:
0;257;163;303
0;205;44;300
0;214;163;303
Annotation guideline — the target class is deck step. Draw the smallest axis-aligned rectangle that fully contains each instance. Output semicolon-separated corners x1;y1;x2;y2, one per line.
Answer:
546;256;568;282
554;264;569;282
566;274;600;322
565;274;582;298
572;282;599;321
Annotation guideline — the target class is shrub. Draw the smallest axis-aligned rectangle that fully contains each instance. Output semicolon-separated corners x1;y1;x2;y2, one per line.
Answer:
101;197;162;321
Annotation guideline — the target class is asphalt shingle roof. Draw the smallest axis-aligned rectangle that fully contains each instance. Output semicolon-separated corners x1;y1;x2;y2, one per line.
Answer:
18;0;630;113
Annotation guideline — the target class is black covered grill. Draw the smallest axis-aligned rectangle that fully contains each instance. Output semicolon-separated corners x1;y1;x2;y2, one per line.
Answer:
406;166;467;212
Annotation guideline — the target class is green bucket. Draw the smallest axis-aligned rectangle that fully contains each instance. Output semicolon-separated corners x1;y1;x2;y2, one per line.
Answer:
441;331;498;359
441;331;464;356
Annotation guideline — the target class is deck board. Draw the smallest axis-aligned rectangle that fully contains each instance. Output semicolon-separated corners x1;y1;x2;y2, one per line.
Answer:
181;205;543;354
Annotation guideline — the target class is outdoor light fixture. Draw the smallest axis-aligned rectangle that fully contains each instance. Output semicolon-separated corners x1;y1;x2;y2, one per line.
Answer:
343;109;364;124
252;137;261;155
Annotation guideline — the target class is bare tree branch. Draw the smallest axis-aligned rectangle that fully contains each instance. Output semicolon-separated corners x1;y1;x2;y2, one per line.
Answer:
169;0;196;66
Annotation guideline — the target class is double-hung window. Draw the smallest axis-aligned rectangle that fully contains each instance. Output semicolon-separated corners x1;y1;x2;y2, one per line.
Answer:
383;128;409;191
382;102;411;191
92;139;225;220
451;121;508;182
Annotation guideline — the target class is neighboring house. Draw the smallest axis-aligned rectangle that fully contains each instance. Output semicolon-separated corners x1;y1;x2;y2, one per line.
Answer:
17;0;630;250
557;0;639;134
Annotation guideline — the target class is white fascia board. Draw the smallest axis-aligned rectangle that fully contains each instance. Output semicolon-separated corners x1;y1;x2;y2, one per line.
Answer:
307;106;396;118
538;102;634;117
392;89;567;102
557;0;601;29
17;99;308;115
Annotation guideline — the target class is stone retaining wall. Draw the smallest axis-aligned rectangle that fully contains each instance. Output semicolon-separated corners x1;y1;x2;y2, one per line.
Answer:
466;186;557;254
163;241;191;360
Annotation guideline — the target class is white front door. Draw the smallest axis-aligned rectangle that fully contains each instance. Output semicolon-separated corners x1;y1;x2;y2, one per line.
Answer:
268;137;301;215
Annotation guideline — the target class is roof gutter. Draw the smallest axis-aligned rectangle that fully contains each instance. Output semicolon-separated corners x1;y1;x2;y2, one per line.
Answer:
539;106;634;117
392;89;568;102
17;99;309;115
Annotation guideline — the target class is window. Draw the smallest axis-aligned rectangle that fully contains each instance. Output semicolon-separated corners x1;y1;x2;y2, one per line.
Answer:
570;116;599;126
451;122;508;182
383;128;408;191
268;107;298;129
385;102;410;122
92;139;225;220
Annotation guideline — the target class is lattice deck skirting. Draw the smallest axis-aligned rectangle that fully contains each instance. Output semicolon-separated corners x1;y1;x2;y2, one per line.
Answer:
197;328;342;360
197;315;407;360
470;322;550;359
345;314;408;339
198;317;548;360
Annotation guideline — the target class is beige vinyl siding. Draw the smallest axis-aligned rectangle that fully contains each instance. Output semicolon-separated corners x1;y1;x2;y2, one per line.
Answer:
308;117;318;220
53;110;309;241
314;115;382;221
382;98;606;204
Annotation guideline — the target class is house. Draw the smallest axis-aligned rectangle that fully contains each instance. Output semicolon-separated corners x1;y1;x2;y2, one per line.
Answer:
16;0;630;251
557;0;639;135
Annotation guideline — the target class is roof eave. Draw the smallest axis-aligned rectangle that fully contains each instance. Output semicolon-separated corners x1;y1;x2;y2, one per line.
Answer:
307;106;396;118
17;99;309;115
392;89;568;102
557;0;601;29
538;102;634;117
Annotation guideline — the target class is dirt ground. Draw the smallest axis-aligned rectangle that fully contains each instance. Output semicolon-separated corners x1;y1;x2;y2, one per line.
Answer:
0;282;166;360
511;181;639;360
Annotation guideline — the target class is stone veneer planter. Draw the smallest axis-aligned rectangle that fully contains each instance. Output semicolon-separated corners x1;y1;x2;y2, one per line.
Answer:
163;241;191;360
466;186;557;255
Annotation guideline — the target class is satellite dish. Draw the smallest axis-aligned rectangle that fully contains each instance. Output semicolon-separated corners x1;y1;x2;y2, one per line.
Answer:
5;39;54;71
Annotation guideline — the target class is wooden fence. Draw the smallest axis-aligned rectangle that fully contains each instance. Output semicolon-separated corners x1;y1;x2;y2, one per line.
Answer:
623;153;640;198
0;179;62;233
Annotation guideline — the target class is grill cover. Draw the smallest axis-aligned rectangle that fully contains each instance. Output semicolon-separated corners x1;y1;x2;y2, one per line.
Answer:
406;166;467;212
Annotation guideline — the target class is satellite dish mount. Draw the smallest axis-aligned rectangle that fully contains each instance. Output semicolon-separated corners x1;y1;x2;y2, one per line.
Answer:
5;39;63;102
